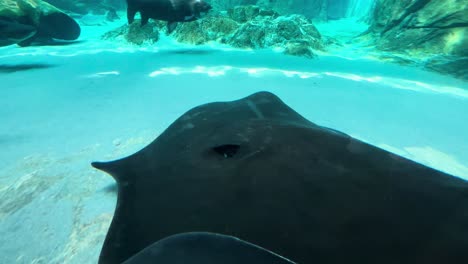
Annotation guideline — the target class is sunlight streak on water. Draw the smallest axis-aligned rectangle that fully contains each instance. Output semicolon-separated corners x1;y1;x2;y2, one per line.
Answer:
85;71;120;78
147;66;468;99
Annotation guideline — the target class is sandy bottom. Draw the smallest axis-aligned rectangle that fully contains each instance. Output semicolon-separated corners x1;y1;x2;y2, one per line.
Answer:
0;16;467;263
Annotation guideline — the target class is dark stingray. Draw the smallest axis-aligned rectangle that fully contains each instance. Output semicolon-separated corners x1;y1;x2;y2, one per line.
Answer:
0;63;56;73
92;91;468;264
123;232;295;264
18;12;81;47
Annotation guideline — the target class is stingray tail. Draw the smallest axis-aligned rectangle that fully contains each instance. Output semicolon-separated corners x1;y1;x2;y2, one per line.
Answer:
92;160;127;182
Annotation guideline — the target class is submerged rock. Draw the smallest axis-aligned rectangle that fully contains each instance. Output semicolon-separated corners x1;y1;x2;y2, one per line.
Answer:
229;21;271;49
174;16;240;45
228;12;323;55
284;40;316;58
365;0;468;80
101;5;324;59
227;5;261;23
102;20;160;45
426;56;468;81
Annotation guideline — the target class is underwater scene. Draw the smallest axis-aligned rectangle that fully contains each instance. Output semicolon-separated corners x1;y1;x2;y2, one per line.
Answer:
1;0;467;263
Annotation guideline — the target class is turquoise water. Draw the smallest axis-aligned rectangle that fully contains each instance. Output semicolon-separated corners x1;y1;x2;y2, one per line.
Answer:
1;5;468;264
2;46;467;175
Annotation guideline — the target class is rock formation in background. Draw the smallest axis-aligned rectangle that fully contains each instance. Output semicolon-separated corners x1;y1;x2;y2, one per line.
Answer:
212;0;374;21
0;0;81;46
102;5;324;58
364;0;467;80
57;0;370;21
43;0;124;15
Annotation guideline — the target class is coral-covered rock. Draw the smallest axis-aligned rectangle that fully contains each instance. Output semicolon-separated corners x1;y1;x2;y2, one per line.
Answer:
125;22;160;45
227;5;260;23
0;0;81;46
276;19;303;40
102;20;160;45
228;14;323;53
173;21;206;45
229;21;272;49
101;5;324;60
174;16;239;45
426;57;468;81
258;8;279;18
365;0;468;79
284;40;316;58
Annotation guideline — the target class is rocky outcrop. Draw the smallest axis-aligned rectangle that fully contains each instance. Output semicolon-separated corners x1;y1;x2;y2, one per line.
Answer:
365;0;467;80
212;0;371;21
0;0;81;46
426;57;468;80
174;16;240;45
102;5;324;59
102;20;160;45
228;12;323;54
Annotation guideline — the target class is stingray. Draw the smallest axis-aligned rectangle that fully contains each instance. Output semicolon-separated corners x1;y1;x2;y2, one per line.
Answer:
124;232;295;264
92;91;468;264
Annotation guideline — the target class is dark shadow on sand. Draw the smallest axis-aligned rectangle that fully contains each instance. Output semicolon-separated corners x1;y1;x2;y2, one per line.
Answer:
0;133;30;145
160;48;220;56
0;63;56;73
20;39;85;47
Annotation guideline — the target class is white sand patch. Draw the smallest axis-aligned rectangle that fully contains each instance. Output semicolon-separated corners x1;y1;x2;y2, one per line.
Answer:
376;144;468;180
404;146;468;180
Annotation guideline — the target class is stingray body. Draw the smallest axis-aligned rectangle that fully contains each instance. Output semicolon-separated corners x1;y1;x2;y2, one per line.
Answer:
17;12;81;47
92;91;468;264
126;0;212;33
123;232;295;264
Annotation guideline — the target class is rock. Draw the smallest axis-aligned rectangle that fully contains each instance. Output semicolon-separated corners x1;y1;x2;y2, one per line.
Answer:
0;0;81;46
100;6;324;60
229;21;272;49
227;5;260;23
229;14;323;52
258;9;279;18
276;19;303;40
174;16;239;45
284;40;316;58
102;20;159;45
126;22;160;45
365;0;468;80
426;56;468;81
173;21;206;45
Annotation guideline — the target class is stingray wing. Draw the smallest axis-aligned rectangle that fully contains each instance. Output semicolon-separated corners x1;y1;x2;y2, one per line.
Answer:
123;232;296;264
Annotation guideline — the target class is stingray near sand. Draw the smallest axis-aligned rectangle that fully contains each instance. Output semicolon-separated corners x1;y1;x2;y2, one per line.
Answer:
92;91;468;264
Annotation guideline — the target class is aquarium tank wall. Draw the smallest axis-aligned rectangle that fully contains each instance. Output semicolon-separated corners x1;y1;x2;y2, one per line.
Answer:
1;0;467;263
